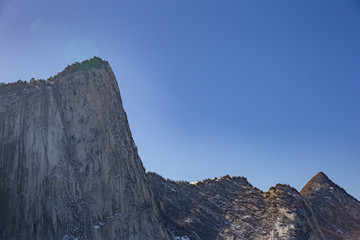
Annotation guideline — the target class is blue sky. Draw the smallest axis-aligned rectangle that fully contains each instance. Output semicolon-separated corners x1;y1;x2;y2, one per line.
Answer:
0;0;359;199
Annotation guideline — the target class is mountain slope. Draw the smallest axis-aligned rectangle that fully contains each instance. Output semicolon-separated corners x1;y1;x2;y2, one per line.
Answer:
301;172;360;240
149;172;325;240
0;58;170;240
1;57;359;240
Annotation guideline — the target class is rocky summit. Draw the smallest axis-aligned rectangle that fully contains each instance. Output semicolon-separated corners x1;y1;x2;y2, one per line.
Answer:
300;172;360;240
0;58;359;239
0;58;170;240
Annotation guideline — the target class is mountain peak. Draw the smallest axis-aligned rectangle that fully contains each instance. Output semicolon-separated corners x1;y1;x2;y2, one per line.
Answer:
311;172;330;183
301;172;360;239
0;57;109;94
68;56;106;71
59;56;109;76
0;60;170;239
300;172;332;196
315;171;325;177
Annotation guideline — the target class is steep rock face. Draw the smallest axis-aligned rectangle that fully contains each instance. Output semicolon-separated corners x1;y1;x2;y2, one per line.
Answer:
301;172;360;240
148;172;324;240
0;59;170;240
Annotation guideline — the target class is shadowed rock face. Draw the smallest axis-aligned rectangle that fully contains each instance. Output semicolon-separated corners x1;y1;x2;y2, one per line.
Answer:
148;172;325;240
301;172;360;240
0;59;170;240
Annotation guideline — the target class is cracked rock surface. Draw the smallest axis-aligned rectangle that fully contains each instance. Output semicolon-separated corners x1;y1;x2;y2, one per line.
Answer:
301;172;360;240
1;58;359;240
148;172;324;240
0;59;170;240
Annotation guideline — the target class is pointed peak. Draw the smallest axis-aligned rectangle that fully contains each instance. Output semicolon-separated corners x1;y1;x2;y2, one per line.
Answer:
300;172;332;196
312;172;330;182
299;172;360;204
316;171;325;176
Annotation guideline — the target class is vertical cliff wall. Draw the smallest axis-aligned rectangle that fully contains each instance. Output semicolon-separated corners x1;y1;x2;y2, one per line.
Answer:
0;58;170;240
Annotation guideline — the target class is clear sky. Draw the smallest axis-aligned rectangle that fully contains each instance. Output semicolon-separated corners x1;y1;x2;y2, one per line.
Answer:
1;0;359;199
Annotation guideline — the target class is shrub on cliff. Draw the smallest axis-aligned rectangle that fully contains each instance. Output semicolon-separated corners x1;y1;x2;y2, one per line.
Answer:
69;56;103;72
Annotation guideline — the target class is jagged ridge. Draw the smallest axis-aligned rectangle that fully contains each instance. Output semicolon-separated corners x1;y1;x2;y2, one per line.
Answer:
148;172;324;240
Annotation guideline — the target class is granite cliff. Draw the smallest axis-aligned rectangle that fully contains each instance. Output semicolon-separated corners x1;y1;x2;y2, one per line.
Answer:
1;58;359;240
0;58;170;240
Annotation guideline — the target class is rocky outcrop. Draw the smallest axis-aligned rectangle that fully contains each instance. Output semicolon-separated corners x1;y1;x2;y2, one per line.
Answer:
2;57;359;240
148;172;325;240
0;58;170;240
301;172;360;240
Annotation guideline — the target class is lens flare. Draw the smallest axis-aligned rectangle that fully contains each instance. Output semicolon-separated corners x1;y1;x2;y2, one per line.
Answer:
63;38;99;63
30;17;73;57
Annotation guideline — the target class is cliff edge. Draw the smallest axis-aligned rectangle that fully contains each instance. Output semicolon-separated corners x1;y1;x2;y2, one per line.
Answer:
0;58;170;240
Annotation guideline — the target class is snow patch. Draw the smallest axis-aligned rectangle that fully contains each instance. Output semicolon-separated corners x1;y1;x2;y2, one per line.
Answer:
107;212;120;219
53;174;63;179
174;236;190;240
190;181;200;185
113;173;121;179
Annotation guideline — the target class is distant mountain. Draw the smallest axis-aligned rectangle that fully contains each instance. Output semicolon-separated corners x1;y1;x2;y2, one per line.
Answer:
148;171;360;240
148;172;324;240
301;172;360;240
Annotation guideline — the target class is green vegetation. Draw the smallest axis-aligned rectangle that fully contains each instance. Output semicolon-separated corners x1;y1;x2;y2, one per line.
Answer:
45;56;105;82
69;56;103;72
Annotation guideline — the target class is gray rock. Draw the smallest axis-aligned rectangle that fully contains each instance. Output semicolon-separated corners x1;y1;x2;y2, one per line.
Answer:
148;172;325;240
0;58;170;240
301;172;360;240
2;57;359;240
